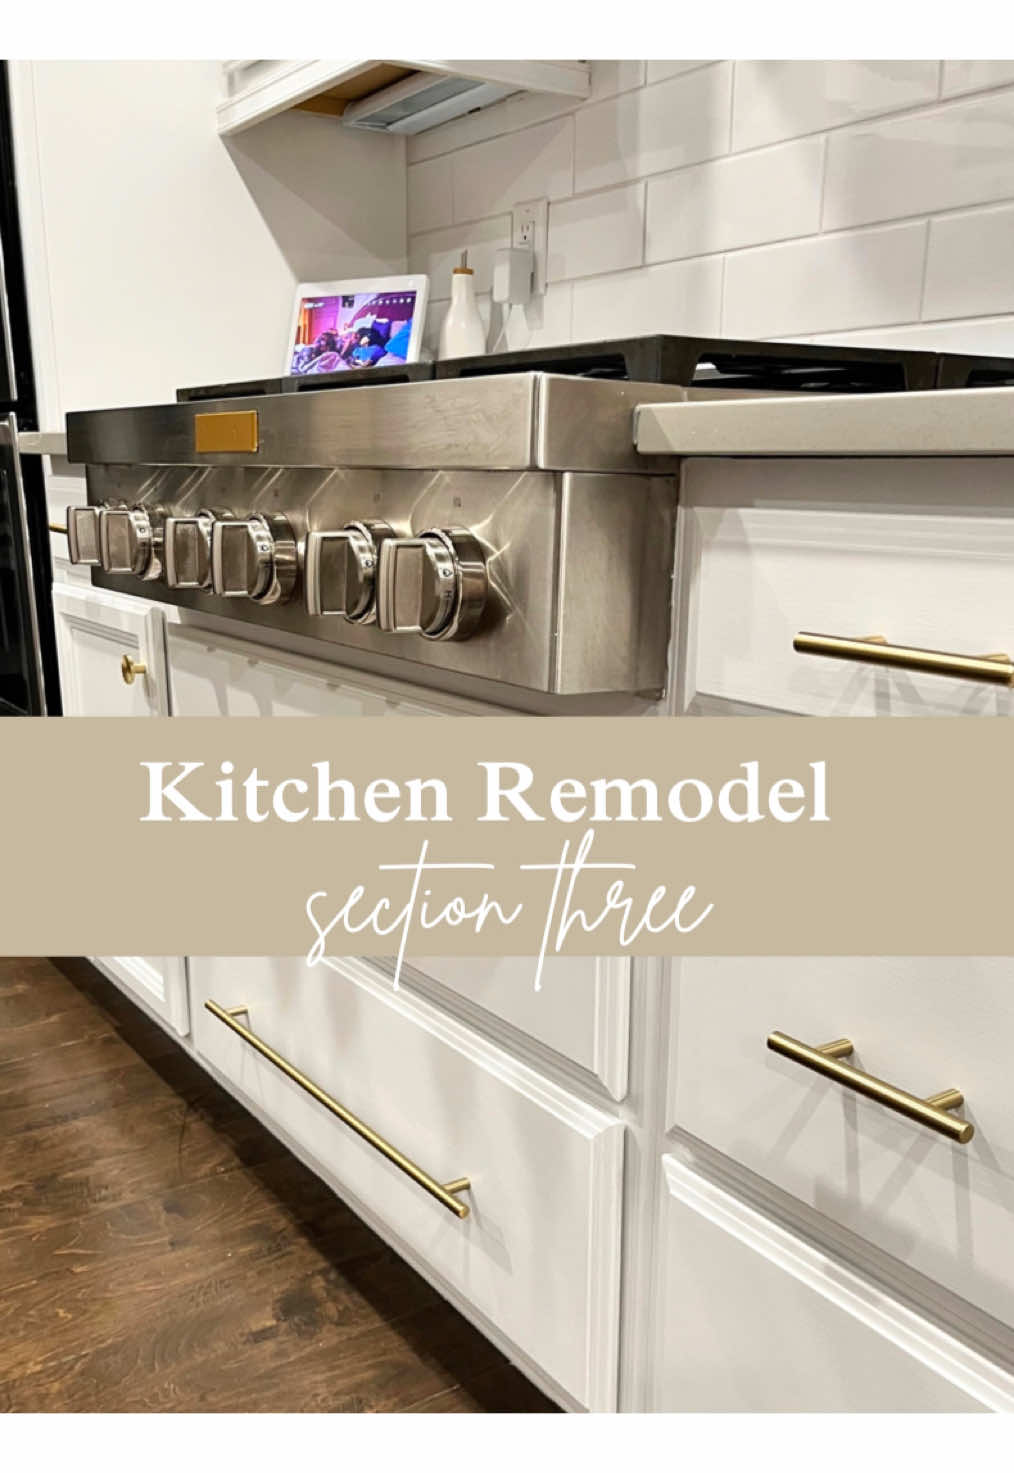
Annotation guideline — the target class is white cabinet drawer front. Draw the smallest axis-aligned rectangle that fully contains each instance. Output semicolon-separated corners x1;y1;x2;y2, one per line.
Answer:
167;624;496;717
671;958;1014;1326
655;1157;1012;1411
91;955;190;1036
681;457;1014;718
395;956;630;1099
53;585;168;717
190;956;623;1410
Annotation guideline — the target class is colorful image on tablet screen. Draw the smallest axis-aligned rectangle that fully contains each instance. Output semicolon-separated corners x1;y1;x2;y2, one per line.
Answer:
288;291;419;375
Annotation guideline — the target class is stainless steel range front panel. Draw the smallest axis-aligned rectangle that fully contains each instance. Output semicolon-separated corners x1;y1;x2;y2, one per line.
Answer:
68;374;687;473
85;463;676;696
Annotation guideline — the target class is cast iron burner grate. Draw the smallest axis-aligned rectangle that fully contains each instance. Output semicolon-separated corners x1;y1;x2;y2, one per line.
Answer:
176;333;1012;403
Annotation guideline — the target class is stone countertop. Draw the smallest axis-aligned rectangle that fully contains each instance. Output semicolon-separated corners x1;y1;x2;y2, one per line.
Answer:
18;429;68;457
634;387;1014;458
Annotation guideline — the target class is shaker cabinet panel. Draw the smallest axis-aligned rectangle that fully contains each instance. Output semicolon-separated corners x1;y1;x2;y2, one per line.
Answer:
670;957;1014;1329
52;583;187;1034
679;456;1014;718
53;583;168;717
91;955;190;1037
654;1157;1011;1411
190;955;624;1410
395;955;630;1100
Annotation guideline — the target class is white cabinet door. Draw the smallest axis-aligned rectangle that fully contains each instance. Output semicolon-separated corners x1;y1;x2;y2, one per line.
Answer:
191;955;624;1410
53;583;169;717
52;584;188;1035
654;1157;1013;1412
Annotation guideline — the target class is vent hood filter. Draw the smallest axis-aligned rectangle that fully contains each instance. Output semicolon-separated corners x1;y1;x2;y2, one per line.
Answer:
341;71;517;134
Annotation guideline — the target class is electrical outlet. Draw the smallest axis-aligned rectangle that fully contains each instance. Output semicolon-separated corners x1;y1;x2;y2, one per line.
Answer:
512;198;548;295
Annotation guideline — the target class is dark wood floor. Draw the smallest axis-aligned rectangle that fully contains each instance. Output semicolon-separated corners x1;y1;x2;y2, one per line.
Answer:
0;957;557;1413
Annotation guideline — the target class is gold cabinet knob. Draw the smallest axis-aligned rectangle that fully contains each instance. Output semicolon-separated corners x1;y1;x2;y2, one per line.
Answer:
120;653;147;685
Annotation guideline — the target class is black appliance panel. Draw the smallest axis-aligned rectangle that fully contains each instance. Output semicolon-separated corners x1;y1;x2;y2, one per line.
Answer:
0;415;44;714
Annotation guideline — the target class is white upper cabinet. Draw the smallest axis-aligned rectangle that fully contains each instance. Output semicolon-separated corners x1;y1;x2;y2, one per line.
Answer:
218;60;590;137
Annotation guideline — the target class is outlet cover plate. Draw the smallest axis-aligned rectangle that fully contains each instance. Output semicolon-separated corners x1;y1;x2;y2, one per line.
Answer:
512;198;548;296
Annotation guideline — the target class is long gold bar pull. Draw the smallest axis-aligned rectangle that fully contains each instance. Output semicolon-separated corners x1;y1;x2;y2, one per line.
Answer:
767;1031;974;1144
49;522;68;535
204;999;471;1218
793;632;1014;687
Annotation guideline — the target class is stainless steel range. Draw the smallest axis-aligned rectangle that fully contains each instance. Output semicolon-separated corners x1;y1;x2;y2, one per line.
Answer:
63;333;1004;700
66;373;685;697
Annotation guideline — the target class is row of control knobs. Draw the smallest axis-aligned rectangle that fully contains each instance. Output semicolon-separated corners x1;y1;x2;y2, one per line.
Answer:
66;505;487;641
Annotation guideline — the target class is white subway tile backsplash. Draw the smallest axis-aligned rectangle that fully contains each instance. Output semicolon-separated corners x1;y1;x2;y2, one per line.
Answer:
405;60;1014;362
548;182;645;282
408;215;511;297
645;136;824;262
407;156;452;234
824;91;1014;231
451;117;573;223
809;317;1014;355
574;62;733;193
941;61;1014;98
571;256;723;339
722;222;927;337
923;203;1014;320
732;61;939;151
645;61;715;84
588;61;646;99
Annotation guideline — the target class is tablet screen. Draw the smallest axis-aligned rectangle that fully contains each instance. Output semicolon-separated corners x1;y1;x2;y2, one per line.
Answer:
288;289;421;376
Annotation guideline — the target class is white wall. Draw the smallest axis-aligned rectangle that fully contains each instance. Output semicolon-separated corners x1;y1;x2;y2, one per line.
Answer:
408;60;1014;359
12;60;406;418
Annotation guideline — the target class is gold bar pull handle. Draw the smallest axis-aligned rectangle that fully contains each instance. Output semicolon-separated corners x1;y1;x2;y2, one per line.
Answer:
793;632;1014;687
49;522;68;535
767;1031;974;1144
204;1000;471;1218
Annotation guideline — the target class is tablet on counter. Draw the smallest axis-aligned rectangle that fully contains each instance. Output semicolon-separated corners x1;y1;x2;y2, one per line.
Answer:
285;275;430;378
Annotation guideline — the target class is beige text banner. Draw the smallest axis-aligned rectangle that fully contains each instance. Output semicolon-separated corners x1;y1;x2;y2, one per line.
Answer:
2;717;1009;957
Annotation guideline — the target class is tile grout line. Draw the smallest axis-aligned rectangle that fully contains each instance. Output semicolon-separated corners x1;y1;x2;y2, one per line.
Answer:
817;133;830;233
916;218;933;321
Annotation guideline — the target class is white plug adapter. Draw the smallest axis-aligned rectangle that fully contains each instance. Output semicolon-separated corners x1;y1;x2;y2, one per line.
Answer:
492;246;534;306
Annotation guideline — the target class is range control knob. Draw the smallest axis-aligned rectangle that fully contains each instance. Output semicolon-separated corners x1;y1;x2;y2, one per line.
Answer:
164;510;222;590
99;505;164;580
210;513;298;604
304;520;394;621
66;505;104;566
377;528;487;641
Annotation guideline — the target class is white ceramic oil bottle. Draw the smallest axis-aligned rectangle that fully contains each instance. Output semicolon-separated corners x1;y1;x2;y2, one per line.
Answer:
438;251;487;359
